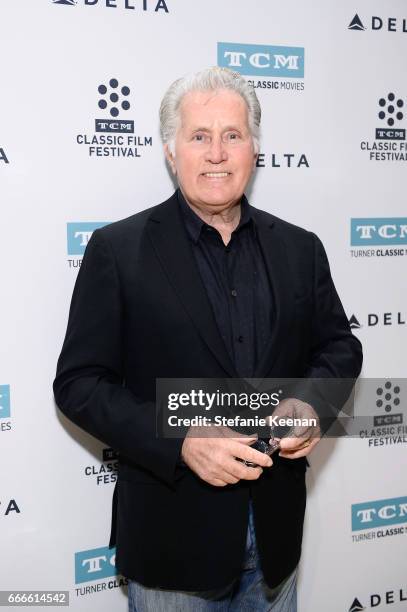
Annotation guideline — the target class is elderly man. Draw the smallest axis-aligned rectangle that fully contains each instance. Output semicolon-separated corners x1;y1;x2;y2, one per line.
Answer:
54;67;362;611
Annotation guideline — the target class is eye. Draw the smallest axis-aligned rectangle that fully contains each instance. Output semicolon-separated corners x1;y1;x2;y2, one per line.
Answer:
192;133;206;142
226;132;240;141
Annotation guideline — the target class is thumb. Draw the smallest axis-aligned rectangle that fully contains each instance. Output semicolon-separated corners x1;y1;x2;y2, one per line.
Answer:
278;437;300;451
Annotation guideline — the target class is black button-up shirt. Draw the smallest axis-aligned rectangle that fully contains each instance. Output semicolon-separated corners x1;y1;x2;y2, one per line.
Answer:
178;189;273;378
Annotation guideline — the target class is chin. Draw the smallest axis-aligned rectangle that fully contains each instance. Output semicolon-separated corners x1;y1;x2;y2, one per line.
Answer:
201;189;239;207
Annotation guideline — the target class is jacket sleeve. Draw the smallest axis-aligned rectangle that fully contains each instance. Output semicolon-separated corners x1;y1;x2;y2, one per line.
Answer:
53;229;183;487
290;233;363;431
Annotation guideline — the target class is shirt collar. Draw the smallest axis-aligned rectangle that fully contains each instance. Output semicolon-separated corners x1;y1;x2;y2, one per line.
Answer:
177;188;254;244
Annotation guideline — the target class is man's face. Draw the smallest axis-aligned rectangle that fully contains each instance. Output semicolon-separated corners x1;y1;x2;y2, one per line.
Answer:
165;89;257;212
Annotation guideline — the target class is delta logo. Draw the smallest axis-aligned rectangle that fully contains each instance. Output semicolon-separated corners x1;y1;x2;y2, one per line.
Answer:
52;0;169;13
348;13;407;33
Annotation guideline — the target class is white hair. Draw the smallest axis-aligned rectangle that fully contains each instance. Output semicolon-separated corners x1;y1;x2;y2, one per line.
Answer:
159;66;261;154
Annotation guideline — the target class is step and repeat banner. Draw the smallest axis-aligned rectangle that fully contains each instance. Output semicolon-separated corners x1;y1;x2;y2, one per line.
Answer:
1;1;406;611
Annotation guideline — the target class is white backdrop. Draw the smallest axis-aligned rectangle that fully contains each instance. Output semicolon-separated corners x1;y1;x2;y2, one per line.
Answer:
1;1;406;611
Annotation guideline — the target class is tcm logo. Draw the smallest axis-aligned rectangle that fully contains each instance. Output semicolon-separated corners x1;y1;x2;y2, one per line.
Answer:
373;380;402;427
67;222;109;255
218;42;304;78
351;218;407;245
375;92;405;141
0;385;10;419
75;78;152;159
103;448;118;462
84;447;118;485
352;495;407;531
95;78;134;133
75;546;117;584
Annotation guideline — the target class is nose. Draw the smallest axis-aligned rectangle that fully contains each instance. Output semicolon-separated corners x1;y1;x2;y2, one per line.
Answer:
206;135;227;164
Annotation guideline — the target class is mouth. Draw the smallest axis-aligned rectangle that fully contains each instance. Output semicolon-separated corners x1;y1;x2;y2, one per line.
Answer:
201;172;231;178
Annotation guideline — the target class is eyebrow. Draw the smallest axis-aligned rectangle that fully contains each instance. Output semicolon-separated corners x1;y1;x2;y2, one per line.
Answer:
189;125;242;133
190;127;211;133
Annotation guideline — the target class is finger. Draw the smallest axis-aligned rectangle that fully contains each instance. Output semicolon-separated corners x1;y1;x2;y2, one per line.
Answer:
279;438;319;459
284;423;313;440
206;464;260;485
230;434;258;444
198;449;261;484
222;458;264;481
237;466;263;481
209;478;230;487
279;437;308;452
230;442;273;468
278;425;320;451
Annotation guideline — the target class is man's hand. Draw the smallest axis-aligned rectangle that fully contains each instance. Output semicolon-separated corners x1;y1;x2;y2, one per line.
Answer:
269;398;321;459
181;425;273;487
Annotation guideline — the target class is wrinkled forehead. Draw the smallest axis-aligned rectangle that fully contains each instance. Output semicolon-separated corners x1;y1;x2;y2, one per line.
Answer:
178;89;249;130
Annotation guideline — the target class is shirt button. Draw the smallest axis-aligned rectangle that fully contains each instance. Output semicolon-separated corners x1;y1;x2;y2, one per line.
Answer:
237;335;244;343
231;289;238;297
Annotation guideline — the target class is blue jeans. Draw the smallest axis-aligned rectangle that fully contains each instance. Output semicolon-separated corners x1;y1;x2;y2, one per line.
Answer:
128;501;297;612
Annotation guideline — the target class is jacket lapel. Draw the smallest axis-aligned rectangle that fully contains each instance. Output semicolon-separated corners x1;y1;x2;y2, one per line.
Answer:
147;192;238;377
251;209;294;378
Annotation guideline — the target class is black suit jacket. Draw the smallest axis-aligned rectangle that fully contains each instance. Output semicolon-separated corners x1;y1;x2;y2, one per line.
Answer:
53;191;362;590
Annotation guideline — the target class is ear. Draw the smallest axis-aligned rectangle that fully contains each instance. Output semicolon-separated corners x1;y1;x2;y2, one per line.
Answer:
164;144;177;175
